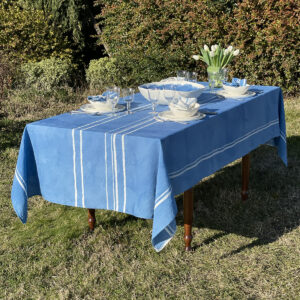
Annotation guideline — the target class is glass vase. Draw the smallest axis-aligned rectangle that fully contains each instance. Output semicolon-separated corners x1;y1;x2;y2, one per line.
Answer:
207;67;227;88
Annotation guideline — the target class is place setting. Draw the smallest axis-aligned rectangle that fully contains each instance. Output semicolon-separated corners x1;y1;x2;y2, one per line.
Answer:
138;78;209;124
71;87;138;116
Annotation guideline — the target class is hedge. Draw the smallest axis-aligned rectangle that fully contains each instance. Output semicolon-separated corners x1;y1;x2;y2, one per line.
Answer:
95;0;299;95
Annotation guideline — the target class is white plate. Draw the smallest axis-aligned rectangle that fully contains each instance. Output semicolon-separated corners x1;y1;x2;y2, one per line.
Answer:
217;90;256;99
79;103;125;114
158;110;205;122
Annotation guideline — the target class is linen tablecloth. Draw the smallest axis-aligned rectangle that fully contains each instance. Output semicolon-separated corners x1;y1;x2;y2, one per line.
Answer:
11;85;287;251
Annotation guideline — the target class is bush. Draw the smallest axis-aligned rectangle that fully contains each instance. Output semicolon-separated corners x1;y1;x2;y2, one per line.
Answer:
0;1;73;63
20;58;74;91
0;53;16;98
86;57;121;89
95;0;299;95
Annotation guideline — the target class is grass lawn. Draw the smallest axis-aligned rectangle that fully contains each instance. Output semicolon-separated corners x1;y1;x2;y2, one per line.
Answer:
0;90;299;299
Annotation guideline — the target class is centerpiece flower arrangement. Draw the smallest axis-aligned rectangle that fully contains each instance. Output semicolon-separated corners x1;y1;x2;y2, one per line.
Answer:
193;44;239;87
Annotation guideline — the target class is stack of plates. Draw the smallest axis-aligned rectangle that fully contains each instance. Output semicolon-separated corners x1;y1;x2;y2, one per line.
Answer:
79;102;125;114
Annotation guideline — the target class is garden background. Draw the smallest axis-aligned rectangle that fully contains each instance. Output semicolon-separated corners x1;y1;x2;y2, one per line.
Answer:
0;0;299;299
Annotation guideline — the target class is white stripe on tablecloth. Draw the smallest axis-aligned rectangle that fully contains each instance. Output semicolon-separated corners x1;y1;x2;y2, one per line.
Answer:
72;129;78;207
169;119;279;179
167;225;175;235
280;130;286;143
121;135;127;213
154;189;172;209
80;130;85;208
112;133;119;211
16;168;26;188
105;133;109;209
15;170;28;198
78;103;151;131
165;226;173;236
107;117;158;212
110;134;116;210
155;185;172;204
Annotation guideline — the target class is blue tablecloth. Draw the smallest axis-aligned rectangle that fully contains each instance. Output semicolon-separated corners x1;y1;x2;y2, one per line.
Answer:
11;85;287;251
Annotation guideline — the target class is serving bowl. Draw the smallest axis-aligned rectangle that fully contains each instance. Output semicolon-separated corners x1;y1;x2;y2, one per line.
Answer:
138;80;207;105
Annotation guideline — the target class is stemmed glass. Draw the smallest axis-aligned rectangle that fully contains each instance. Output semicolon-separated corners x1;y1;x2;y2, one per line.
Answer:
164;84;175;106
122;88;134;114
149;87;159;115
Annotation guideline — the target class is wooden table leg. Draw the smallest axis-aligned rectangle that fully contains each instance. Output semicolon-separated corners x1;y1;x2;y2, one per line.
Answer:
241;154;250;201
88;209;96;231
183;187;194;251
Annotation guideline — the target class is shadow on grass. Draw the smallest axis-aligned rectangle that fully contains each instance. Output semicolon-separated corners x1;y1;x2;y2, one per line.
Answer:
3;115;299;256
176;135;300;256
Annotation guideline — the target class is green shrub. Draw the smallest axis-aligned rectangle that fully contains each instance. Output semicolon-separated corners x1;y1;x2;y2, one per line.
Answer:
86;57;120;89
95;0;299;95
0;1;73;63
20;58;74;91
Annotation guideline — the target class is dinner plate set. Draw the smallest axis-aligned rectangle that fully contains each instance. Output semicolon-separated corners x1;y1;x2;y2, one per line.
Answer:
79;102;125;114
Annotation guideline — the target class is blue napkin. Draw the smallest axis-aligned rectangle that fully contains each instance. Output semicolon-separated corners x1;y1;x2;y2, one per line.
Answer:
231;78;247;87
87;95;106;102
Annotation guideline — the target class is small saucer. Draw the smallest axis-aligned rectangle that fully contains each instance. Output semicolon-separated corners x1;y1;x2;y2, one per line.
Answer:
158;110;205;122
216;90;256;99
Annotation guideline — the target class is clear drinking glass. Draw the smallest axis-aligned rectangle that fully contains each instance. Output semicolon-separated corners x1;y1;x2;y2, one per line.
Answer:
109;86;120;116
220;68;229;84
122;88;134;114
176;70;186;81
149;88;159;115
185;72;198;82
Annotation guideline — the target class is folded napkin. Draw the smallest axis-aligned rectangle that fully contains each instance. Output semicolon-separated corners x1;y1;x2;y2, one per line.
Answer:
231;78;247;87
174;97;197;110
87;95;106;101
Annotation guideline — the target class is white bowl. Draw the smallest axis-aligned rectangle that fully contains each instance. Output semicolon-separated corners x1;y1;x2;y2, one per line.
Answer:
222;84;250;95
169;102;200;117
138;80;207;105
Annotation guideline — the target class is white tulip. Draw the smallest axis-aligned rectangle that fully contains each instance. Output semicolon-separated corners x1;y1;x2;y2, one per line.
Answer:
233;49;240;56
211;44;218;52
224;49;230;55
204;45;209;51
227;45;233;52
209;51;216;57
192;55;201;61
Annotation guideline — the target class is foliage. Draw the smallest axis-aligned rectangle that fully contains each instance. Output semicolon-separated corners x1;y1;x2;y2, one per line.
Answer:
0;53;16;98
17;0;102;64
224;0;300;95
19;58;75;91
95;0;299;94
86;57;119;89
0;1;73;63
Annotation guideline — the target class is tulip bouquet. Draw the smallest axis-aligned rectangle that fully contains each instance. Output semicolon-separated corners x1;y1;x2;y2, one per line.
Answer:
193;44;239;73
193;44;240;87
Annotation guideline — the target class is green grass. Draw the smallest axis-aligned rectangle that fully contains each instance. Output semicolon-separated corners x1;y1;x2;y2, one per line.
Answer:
0;90;299;299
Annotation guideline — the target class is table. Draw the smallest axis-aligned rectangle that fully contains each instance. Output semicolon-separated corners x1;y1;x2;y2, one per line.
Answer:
11;85;287;251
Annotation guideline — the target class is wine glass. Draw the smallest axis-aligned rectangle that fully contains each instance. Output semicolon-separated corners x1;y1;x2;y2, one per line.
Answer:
122;88;134;114
163;84;175;106
149;87;159;115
